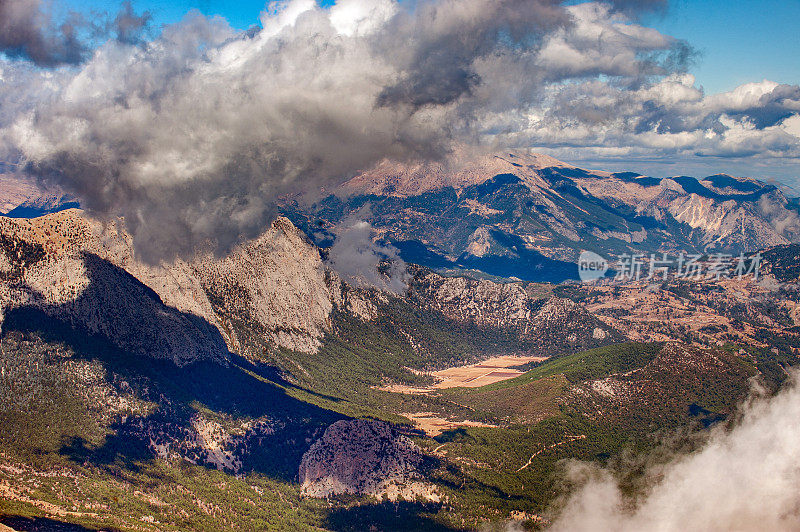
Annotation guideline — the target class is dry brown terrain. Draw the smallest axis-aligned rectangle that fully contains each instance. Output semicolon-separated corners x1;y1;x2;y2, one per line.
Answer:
584;277;800;351
430;355;549;388
400;412;497;437
0;174;42;214
381;355;549;436
381;355;549;395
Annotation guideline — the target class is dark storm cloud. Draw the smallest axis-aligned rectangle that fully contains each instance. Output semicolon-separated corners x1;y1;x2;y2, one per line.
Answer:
376;0;570;109
111;1;152;45
0;0;153;66
0;0;86;66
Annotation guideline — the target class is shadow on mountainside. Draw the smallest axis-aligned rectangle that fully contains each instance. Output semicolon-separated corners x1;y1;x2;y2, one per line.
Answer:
19;253;230;366
1;252;346;481
323;500;467;532
0;515;112;532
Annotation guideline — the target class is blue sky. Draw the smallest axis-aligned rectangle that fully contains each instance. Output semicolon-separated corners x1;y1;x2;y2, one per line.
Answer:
644;0;800;94
63;0;800;96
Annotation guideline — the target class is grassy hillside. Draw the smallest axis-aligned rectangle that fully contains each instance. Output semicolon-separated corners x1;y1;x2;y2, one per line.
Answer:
0;320;473;531
472;342;663;391
413;341;758;522
0;304;775;531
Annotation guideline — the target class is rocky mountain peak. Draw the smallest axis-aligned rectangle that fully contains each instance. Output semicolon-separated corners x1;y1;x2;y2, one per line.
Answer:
291;150;800;282
337;150;586;198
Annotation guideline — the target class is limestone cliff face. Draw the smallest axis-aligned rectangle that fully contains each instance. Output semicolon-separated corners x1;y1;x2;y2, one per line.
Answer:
194;216;335;354
583;179;798;253
0;210;337;364
410;272;545;335
663;190;794;251
299;419;435;501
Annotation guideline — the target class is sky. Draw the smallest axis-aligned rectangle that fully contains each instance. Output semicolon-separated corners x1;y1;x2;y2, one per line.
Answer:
645;0;800;95
72;0;800;180
1;0;799;259
37;0;800;182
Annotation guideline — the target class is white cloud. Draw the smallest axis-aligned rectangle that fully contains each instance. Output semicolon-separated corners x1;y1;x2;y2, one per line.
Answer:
708;80;781;111
783;114;800;138
536;3;676;79
326;216;409;293
329;0;396;36
259;0;317;38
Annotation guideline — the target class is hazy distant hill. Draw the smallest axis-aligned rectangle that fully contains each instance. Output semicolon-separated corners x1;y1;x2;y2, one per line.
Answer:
0;173;78;218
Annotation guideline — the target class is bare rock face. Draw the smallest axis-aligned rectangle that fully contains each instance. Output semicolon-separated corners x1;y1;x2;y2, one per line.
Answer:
663;190;794;251
0;214;229;366
299;419;431;500
411;271;543;334
0;210;338;364
195;217;334;354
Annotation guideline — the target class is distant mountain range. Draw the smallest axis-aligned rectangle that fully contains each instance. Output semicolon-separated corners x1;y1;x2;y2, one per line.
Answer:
284;151;800;282
4;153;798;284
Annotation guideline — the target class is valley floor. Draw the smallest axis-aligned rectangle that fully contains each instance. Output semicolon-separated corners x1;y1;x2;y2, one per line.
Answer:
380;355;549;394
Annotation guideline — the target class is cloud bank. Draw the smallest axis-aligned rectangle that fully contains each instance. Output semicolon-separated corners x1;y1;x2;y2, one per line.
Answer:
547;372;800;531
488;4;800;164
0;0;798;261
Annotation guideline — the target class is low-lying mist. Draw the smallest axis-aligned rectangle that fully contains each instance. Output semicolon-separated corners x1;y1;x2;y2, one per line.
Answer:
546;372;800;531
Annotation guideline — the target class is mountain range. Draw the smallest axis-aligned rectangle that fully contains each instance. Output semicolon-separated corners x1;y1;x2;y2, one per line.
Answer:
284;151;800;282
0;173;78;219
0;154;798;530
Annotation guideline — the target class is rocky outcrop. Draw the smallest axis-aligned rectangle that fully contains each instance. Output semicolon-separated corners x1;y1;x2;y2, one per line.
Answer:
140;413;277;473
299;419;435;501
15;252;229;366
410;271;546;335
